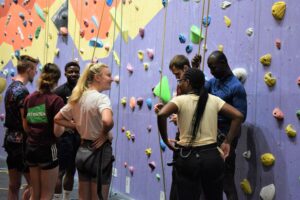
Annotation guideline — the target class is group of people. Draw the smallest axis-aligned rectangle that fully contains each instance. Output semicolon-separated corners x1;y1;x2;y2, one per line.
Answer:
3;56;114;200
2;50;247;200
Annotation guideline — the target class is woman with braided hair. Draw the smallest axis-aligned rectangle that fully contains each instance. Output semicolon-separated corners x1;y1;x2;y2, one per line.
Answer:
22;63;65;200
157;68;243;200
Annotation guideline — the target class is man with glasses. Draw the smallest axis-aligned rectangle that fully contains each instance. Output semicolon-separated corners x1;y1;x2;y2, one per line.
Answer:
3;55;39;199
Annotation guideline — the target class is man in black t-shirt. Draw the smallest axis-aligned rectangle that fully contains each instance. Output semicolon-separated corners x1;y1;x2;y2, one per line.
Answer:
3;55;39;200
53;61;80;200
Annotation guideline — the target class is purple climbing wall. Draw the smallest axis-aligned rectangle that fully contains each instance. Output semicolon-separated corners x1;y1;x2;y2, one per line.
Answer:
0;0;299;199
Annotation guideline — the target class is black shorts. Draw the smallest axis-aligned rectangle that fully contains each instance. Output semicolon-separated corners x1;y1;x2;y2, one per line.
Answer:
57;131;81;171
4;141;29;173
25;143;58;170
77;140;114;183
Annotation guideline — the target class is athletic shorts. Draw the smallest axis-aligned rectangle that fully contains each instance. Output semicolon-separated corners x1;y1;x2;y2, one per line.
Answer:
4;141;29;172
77;140;114;184
25;143;58;170
57;131;81;171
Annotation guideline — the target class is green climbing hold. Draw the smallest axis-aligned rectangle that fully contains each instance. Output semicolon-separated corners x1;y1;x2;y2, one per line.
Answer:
190;25;204;44
35;26;41;39
153;76;171;104
34;3;45;22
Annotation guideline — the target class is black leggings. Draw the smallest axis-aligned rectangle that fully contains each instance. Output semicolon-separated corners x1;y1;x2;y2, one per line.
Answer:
173;143;225;200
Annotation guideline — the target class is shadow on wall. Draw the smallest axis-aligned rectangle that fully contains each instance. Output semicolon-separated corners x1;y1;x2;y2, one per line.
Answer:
236;123;286;200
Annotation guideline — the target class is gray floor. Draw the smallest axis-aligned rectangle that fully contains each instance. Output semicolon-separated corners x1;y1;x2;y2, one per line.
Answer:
0;158;132;200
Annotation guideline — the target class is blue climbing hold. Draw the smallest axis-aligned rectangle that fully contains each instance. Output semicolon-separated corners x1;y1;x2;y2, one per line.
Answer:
89;37;103;48
160;139;166;151
15;50;20;60
146;98;152;110
10;68;15;77
162;0;168;7
106;0;113;6
179;33;186;43
203;16;211;27
185;44;193;54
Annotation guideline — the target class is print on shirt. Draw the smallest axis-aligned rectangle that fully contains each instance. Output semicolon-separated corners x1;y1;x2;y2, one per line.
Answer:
26;104;48;124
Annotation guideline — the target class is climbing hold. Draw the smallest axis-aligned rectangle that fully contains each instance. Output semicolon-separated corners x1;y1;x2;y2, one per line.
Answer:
156;173;161;181
147;125;152;132
121;97;127;106
260;184;275;200
160;139;166;151
114;75;120;84
153;76;171;104
121;126;126;132
145;148;152;157
272;1;286;21
15;50;20;60
240;179;252;195
296;76;300;86
138;50;144;61
272;107;284;120
179;33;186;43
10;69;15;77
146;98;152;110
43;8;49;14
89;37;103;48
91;15;99;28
0;78;7;94
34;3;46;22
131;134;135;142
190;25;204;44
242;150;251;159
80;29;85;38
185;44;193;54
83;19;89;27
129;97;136;110
148;161;156;171
264;72;276;87
218;44;224;52
5;14;12;26
28;19;33;26
261;153;275;167
104;44;110;51
0;113;5;121
79;48;84;54
224;16;231;27
143;63;149;71
233;68;248;84
126;130;131;140
260;53;272;66
106;0;113;6
146;49;154;60
139;28;145;38
221;1;231;9
162;0;167;7
128;166;134;175
246;27;254;36
113;51;120;66
19;12;25;20
296;110;300;119
137;97;143;108
285;124;296;137
127;63;134;73
17;27;24;40
54;48;60;57
275;39;281;49
124;162;128;168
35;26;41;39
202;16;211;27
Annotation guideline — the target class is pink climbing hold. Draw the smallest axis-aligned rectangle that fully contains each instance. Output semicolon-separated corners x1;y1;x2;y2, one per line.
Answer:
146;48;154;60
272;107;284;120
127;63;134;73
59;27;68;36
148;161;156;171
80;29;85;38
124;162;128;168
297;76;300;86
139;28;145;38
128;166;134;175
130;97;136;110
83;19;89;27
275;39;281;50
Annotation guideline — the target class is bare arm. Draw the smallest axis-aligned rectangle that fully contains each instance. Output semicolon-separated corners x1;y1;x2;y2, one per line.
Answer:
54;112;76;129
101;108;114;134
157;102;178;150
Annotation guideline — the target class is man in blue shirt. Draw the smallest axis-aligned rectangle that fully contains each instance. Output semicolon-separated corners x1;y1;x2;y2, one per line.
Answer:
206;51;247;200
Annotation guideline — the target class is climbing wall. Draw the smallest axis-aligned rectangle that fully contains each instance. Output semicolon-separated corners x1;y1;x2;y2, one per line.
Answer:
0;0;299;199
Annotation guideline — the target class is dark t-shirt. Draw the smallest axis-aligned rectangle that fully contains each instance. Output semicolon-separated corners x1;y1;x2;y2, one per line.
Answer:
54;82;74;104
24;91;64;145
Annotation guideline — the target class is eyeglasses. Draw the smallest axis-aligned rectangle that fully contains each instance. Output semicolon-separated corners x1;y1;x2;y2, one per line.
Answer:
177;79;187;84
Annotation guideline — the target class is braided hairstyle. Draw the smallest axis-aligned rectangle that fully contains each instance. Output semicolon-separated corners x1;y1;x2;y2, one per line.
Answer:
38;63;61;93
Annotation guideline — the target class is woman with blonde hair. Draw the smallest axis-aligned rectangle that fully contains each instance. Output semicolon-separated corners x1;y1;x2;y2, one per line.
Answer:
22;63;65;200
54;62;114;200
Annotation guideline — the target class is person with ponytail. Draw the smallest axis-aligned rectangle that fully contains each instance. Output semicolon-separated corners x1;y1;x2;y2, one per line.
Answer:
54;63;114;200
157;68;243;200
22;63;65;200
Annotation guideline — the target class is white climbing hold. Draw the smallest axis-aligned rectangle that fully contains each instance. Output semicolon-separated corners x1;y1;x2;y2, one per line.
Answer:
260;184;275;200
246;27;254;36
232;68;248;83
242;150;251;159
221;1;231;9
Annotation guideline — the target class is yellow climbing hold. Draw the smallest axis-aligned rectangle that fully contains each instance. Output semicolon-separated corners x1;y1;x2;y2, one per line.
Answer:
126;130;131;140
285;124;296;137
54;48;60;56
121;97;127;106
143;62;149;71
272;1;286;20
138;50;144;61
218;44;224;52
240;179;252;195
261;153;275;167
264;72;276;87
224;16;231;27
113;51;120;66
260;53;272;66
145;148;152;157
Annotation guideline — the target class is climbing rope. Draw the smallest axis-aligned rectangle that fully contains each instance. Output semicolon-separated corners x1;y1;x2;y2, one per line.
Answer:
77;0;84;58
197;0;206;56
201;0;211;71
72;0;79;60
43;0;50;64
157;2;169;200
